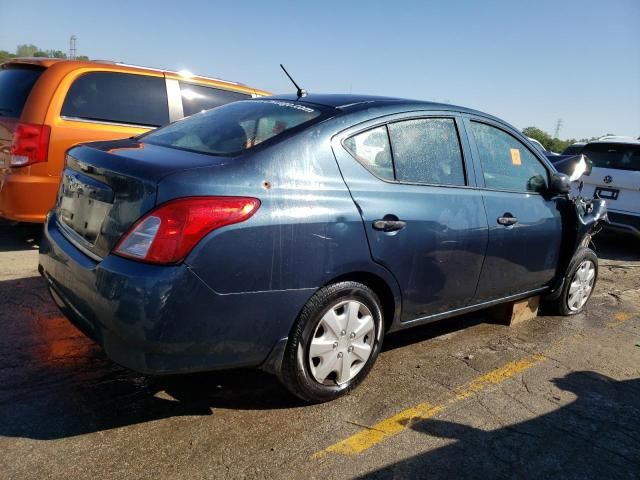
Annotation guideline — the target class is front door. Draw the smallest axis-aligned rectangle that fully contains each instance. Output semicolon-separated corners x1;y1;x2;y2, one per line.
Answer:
333;115;488;322
465;119;563;302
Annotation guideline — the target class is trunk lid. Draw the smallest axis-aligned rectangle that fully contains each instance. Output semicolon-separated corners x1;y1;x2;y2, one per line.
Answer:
55;138;230;260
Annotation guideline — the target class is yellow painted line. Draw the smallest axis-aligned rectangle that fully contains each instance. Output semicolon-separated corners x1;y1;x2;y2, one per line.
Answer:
614;312;631;322
313;402;444;458
313;354;545;459
607;311;633;327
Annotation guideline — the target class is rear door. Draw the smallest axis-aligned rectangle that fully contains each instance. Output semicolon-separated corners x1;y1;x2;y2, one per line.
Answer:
332;113;488;322
580;142;640;217
464;118;563;301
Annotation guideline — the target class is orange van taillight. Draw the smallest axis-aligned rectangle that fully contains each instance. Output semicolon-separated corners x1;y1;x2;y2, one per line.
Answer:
10;123;51;167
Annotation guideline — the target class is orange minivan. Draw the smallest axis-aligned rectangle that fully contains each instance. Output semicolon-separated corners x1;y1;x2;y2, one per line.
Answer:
0;58;270;223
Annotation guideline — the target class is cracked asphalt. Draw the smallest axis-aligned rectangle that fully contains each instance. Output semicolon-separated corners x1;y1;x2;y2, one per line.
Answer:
0;221;639;479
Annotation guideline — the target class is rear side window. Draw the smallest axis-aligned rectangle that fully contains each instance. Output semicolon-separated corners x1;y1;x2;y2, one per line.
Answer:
470;121;548;193
179;82;250;117
582;143;640;172
389;118;465;185
143;100;330;156
61;72;169;127
0;64;44;118
343;126;394;180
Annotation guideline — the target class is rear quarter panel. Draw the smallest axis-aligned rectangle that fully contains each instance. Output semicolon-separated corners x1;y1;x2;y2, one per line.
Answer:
157;121;401;300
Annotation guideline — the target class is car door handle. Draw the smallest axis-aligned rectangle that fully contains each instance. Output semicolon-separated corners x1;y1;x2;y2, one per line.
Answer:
373;219;407;232
497;213;518;226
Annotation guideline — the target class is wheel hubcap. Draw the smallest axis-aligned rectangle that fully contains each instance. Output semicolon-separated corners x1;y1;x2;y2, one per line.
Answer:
308;300;375;385
567;260;596;311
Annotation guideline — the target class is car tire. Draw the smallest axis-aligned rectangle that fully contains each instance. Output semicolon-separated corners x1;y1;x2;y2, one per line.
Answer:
545;247;598;316
280;281;384;403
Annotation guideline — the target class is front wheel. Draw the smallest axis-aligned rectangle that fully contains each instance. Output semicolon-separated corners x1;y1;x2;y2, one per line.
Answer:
280;281;384;403
545;247;598;316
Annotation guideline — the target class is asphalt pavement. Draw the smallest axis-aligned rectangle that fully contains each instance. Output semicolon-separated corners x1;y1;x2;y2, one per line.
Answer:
0;221;638;479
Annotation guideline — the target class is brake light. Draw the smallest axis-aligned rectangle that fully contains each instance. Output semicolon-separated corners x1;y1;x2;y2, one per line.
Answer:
10;123;51;167
114;196;261;264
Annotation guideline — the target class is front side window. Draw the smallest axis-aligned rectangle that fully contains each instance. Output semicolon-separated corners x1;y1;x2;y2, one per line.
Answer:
389;118;465;185
61;72;169;127
471;121;548;193
143;99;330;156
343;126;394;180
179;82;250;117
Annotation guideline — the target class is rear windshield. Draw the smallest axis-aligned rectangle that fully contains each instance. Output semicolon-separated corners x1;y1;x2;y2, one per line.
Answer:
143;99;331;156
583;143;640;172
0;64;44;118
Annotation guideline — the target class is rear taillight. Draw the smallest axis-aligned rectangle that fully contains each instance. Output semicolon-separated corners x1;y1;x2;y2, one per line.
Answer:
10;122;51;167
114;196;261;265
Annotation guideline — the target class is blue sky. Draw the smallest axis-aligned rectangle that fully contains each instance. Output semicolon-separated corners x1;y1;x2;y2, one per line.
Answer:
2;0;639;139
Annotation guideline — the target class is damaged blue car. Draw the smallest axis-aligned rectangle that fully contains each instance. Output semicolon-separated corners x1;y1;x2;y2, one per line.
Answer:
39;94;607;402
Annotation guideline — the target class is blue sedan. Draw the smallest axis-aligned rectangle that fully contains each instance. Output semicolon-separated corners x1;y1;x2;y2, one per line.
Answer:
39;94;605;402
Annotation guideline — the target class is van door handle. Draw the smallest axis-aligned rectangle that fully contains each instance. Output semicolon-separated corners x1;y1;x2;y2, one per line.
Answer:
497;213;518;226
373;219;406;232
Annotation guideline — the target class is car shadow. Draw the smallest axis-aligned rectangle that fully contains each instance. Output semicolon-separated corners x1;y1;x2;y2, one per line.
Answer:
358;371;640;479
0;220;42;252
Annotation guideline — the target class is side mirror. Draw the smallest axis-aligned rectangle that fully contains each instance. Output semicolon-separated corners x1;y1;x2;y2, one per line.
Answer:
568;154;592;181
548;172;571;195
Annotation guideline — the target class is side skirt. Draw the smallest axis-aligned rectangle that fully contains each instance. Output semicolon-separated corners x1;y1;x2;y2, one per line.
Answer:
390;287;550;333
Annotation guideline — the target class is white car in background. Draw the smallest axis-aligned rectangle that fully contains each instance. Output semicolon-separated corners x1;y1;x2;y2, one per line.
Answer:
579;138;640;237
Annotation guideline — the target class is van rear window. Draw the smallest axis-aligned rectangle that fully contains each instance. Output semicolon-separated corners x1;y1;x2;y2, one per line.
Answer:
583;143;640;172
0;64;44;118
143;100;332;156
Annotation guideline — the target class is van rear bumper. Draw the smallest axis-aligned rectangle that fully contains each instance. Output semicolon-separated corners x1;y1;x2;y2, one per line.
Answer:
0;172;59;223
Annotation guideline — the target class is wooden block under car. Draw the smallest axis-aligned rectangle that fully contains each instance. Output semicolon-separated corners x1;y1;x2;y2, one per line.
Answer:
487;296;540;326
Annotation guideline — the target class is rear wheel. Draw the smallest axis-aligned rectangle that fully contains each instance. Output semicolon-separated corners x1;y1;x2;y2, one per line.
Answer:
280;281;384;403
546;247;598;316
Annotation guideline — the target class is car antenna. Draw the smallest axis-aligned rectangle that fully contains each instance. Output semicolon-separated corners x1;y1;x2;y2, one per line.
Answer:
280;64;307;98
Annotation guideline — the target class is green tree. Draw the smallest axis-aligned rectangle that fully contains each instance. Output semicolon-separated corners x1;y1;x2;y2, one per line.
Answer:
75;55;90;61
0;50;16;62
522;127;553;150
16;44;39;57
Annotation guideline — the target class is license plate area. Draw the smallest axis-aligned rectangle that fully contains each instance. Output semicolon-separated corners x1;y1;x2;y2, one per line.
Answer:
594;186;619;200
57;170;114;246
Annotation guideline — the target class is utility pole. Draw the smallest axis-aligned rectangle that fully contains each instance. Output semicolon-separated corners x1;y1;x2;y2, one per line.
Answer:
554;119;563;139
69;35;77;60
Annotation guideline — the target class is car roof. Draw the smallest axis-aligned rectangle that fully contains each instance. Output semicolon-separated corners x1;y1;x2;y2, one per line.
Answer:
586;138;640;146
268;93;496;117
3;58;270;95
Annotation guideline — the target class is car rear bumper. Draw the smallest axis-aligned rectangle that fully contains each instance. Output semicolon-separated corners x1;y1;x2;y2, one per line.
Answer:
605;210;640;237
39;213;312;374
0;172;60;223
